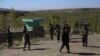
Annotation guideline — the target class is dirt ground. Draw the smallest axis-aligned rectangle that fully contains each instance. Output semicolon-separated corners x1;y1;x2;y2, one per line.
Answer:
0;34;100;56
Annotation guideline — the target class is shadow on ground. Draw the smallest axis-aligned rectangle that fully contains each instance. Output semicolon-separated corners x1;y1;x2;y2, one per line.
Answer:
30;48;50;51
31;43;43;45
12;47;50;51
88;46;100;48
70;52;100;55
70;40;82;43
11;43;43;49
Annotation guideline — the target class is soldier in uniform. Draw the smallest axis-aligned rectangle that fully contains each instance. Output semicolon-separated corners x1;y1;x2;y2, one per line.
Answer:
7;28;13;49
23;32;31;51
56;24;61;42
22;25;28;43
49;23;54;40
82;24;89;47
60;23;71;53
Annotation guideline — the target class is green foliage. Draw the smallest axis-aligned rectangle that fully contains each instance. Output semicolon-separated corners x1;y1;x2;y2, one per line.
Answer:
0;14;7;32
0;8;100;33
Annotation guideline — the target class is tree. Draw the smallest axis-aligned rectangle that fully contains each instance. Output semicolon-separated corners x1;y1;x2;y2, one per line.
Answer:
7;7;16;27
0;14;7;32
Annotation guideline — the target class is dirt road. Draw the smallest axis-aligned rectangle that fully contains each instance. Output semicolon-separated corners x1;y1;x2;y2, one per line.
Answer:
0;35;100;56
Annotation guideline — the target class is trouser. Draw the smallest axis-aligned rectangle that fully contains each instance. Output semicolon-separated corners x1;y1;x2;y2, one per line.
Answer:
50;33;53;40
82;40;88;47
23;41;30;49
83;40;87;47
60;42;70;52
57;34;60;42
82;35;88;47
8;40;13;48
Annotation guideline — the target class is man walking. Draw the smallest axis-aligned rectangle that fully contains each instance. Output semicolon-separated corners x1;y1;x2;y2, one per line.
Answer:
23;32;31;51
56;24;61;42
82;24;89;47
60;23;71;53
49;23;54;40
7;28;13;49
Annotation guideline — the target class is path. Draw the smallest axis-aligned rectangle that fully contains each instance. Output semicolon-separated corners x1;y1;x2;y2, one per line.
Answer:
0;35;100;56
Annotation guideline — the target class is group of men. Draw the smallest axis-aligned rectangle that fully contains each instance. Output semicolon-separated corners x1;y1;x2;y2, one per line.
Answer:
6;25;31;51
6;21;89;52
49;23;61;42
49;22;89;53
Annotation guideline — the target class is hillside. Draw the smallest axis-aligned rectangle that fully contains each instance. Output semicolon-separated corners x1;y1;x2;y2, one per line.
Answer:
0;8;100;33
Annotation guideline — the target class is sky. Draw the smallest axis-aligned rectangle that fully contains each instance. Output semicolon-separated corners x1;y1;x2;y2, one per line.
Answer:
0;0;100;11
